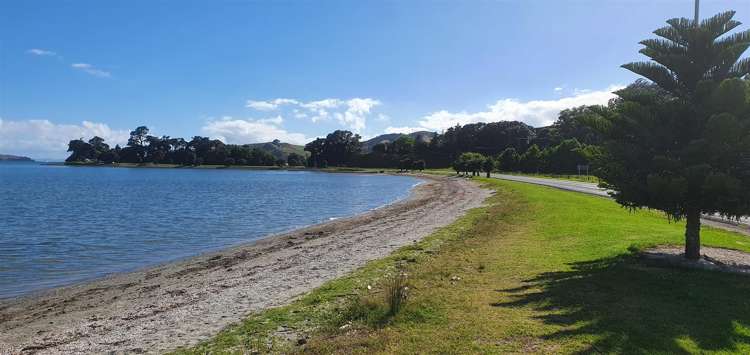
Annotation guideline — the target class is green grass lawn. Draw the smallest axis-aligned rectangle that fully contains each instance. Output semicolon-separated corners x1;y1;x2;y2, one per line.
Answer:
174;178;750;354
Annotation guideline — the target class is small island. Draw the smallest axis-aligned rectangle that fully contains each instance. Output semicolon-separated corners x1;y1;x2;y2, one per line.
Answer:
0;154;34;162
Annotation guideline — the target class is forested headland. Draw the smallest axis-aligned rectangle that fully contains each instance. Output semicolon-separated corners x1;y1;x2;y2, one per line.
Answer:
64;127;307;167
0;154;34;162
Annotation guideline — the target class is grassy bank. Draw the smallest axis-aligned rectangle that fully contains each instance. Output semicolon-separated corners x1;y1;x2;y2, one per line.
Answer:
174;178;750;354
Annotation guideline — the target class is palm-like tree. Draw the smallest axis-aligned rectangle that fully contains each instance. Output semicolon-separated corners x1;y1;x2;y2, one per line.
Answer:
587;11;750;261
623;11;749;99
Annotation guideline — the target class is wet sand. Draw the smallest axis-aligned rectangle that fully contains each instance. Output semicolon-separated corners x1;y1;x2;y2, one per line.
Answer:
0;175;491;354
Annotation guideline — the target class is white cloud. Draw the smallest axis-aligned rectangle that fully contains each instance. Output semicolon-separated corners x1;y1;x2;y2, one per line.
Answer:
298;99;344;124
346;98;379;113
300;99;342;110
246;100;276;111
244;97;382;132
0;118;129;159
246;98;300;111
257;115;284;125
71;63;111;78
27;50;115;78
310;109;330;123
333;98;380;132
415;85;623;132
272;98;300;106
384;126;424;134
201;116;309;145
27;48;57;56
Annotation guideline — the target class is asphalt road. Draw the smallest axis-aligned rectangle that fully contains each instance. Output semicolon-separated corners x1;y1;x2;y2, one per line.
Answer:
491;174;610;197
491;173;750;232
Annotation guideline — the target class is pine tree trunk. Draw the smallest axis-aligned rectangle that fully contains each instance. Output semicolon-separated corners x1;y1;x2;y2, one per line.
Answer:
684;208;701;260
486;171;490;178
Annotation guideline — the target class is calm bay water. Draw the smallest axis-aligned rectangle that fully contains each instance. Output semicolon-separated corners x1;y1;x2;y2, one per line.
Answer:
0;163;420;299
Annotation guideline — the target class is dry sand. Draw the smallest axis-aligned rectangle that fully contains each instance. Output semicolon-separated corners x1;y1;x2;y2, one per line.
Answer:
0;175;491;354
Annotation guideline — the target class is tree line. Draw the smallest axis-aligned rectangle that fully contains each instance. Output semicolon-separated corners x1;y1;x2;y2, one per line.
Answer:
67;106;603;174
304;106;603;175
66;126;307;167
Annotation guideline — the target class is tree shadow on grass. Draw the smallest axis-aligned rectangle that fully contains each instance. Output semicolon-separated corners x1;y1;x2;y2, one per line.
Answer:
493;254;750;354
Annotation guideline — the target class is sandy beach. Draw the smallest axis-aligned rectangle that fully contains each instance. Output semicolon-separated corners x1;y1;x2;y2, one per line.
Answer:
0;175;491;354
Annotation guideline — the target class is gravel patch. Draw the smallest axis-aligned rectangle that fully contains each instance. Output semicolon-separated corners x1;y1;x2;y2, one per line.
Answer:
641;246;750;274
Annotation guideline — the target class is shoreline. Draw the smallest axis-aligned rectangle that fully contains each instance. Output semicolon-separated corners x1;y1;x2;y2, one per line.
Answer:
0;175;424;302
53;161;392;174
0;168;425;302
0;175;491;354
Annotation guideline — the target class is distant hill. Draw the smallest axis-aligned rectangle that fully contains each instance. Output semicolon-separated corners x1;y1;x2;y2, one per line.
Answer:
361;131;436;153
0;154;34;162
243;140;309;160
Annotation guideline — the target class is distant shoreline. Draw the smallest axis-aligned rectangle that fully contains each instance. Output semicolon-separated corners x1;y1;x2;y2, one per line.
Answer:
61;161;306;170
57;161;395;174
0;154;34;162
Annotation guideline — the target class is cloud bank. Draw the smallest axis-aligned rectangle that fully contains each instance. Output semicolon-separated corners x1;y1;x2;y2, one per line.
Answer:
201;116;309;145
0;119;129;159
385;86;623;134
245;97;381;133
4;87;622;159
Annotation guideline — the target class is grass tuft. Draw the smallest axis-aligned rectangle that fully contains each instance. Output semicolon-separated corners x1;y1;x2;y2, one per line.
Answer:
385;272;409;316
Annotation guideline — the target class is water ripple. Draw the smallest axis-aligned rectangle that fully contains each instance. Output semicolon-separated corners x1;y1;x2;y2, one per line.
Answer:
0;164;418;299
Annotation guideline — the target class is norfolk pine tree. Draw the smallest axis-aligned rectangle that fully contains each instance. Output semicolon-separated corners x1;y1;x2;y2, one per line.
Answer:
586;11;750;260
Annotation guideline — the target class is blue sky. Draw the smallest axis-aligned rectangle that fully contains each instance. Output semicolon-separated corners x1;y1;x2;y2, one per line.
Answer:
1;0;748;159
